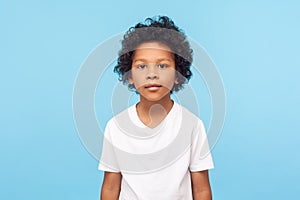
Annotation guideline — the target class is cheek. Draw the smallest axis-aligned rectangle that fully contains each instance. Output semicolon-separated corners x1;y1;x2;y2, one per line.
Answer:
160;73;177;89
130;74;145;88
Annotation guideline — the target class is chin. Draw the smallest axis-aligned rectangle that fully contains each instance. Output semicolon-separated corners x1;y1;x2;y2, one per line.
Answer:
142;93;170;102
145;97;164;102
138;88;171;102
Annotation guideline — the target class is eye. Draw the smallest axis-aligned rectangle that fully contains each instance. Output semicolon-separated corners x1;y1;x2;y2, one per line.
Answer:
157;64;168;69
136;64;147;69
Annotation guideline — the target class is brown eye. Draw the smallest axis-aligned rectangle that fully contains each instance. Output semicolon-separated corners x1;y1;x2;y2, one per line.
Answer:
137;64;147;69
157;64;168;69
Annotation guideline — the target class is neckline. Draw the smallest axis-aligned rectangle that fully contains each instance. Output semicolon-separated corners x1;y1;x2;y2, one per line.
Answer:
132;101;177;130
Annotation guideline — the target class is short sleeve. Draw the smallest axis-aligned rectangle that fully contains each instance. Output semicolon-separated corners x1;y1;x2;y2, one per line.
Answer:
189;120;214;172
98;120;121;172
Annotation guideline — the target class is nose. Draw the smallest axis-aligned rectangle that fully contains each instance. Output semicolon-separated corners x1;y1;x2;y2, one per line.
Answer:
146;65;159;80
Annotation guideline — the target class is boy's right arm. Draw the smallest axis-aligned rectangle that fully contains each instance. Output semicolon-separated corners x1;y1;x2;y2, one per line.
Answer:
100;171;122;200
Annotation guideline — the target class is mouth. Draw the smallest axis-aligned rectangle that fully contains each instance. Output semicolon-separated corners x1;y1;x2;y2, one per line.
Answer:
144;84;162;88
144;84;162;91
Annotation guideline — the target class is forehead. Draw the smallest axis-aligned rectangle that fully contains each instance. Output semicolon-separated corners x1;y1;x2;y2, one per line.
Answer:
133;42;174;61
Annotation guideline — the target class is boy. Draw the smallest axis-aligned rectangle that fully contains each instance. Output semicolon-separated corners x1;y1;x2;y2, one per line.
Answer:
99;16;214;200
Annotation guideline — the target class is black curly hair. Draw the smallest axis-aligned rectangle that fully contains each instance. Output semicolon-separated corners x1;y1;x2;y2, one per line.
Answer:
114;16;193;92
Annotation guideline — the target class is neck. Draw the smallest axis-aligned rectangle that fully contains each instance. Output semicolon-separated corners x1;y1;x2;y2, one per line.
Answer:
136;94;174;128
138;95;173;112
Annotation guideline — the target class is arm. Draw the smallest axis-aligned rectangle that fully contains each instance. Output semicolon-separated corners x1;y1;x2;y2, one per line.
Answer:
100;171;122;200
191;170;212;200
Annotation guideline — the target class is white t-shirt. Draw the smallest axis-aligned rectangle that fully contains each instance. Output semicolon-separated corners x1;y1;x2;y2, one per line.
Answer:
98;102;214;200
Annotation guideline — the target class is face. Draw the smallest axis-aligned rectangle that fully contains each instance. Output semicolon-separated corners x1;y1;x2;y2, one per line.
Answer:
129;42;178;102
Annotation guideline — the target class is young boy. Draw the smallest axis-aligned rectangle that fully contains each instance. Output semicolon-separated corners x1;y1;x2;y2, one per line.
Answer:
98;16;214;200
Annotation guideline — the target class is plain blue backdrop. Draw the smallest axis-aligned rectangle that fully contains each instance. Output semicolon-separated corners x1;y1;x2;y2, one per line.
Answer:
1;0;300;199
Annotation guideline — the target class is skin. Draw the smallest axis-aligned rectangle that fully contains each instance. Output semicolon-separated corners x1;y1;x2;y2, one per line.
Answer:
101;172;122;200
191;170;213;200
129;42;178;128
100;42;212;200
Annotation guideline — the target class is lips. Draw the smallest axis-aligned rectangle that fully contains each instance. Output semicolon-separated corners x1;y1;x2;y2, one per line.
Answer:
144;84;162;88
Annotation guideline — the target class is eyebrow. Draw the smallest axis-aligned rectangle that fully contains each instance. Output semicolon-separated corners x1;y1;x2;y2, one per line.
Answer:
133;58;172;63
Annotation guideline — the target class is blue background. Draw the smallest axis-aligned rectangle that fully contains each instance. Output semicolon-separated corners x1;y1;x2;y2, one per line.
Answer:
1;0;299;199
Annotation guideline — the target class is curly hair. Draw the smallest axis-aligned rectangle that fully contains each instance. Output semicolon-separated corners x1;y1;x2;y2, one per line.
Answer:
114;16;193;92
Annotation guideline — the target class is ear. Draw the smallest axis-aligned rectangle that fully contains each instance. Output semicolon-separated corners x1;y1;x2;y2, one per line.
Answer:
128;77;134;85
174;77;179;85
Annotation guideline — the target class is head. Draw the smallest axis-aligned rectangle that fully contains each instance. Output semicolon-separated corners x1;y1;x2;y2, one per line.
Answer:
114;16;193;95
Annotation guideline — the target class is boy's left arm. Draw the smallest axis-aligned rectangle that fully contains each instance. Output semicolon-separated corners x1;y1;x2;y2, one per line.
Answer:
191;170;212;200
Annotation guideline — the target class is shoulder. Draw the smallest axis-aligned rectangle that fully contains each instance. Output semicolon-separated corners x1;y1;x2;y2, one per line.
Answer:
176;103;203;126
171;103;206;138
105;105;135;129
